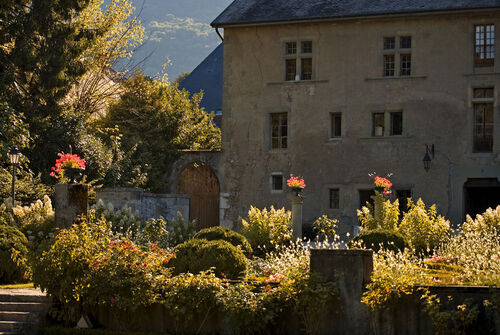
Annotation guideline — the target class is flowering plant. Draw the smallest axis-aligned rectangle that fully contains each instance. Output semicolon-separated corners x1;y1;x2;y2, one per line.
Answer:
374;176;392;194
287;176;306;189
50;152;85;181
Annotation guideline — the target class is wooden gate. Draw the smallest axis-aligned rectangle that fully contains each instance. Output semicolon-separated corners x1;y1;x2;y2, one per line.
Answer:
177;162;220;230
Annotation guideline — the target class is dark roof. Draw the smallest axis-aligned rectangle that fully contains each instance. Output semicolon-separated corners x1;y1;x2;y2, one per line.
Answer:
212;0;500;27
179;43;223;113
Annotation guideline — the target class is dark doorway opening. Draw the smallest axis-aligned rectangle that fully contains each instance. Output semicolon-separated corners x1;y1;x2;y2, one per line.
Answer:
464;178;500;219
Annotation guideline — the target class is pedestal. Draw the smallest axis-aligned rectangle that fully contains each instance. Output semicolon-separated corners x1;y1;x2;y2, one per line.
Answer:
291;196;303;240
55;184;89;229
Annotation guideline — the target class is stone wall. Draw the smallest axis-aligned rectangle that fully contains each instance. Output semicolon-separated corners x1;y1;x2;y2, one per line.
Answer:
96;188;189;222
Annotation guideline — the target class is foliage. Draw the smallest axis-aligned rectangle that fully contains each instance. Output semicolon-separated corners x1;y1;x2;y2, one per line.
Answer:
193;226;253;256
357;193;399;231
173;72;190;86
462;205;500;237
99;72;221;191
0;167;50;205
348;228;407;253
0;102;30;162
82;240;173;309
31;215;111;321
169;239;248;279
398;198;452;255
92;199;141;239
240;206;292;256
67;0;144;117
313;215;338;241
420;291;480;335
362;249;429;310
436;227;500;286
162;212;196;247
39;328;158;335
0;224;29;283
161;271;224;334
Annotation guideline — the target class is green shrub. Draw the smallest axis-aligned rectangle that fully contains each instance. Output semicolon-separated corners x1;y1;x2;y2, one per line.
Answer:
240;206;292;256
0;224;29;283
398;198;452;255
313;215;338;241
348;228;408;252
31;214;112;322
163;212;196;247
357;193;400;231
170;239;248;279
0;167;50;206
193;226;253;256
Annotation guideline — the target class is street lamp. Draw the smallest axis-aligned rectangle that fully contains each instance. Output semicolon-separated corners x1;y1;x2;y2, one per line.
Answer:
8;147;21;204
423;144;434;172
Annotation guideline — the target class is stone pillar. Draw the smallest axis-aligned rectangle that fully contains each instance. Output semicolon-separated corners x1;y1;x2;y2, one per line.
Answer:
310;249;373;335
291;196;303;239
55;184;89;229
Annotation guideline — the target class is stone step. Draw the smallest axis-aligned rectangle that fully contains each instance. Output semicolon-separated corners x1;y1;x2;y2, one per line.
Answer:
0;312;33;322
0;321;24;332
0;332;18;335
0;293;49;304
0;302;50;313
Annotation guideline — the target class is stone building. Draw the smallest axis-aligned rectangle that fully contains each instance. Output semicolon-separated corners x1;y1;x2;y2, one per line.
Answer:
200;0;500;233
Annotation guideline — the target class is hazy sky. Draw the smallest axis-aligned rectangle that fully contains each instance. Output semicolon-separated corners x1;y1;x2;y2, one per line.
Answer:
130;0;232;80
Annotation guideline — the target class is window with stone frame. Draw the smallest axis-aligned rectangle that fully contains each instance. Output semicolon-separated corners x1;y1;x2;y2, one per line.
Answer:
270;112;288;149
271;173;284;191
382;36;412;77
390;111;403;136
330;112;342;138
472;88;494;153
284;41;313;81
329;188;340;209
474;24;495;67
372;112;385;136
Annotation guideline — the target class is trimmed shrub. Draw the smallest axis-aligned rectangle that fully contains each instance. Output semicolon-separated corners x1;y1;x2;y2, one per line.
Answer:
0;224;29;283
193;226;253;256
170;239;248;279
348;228;408;252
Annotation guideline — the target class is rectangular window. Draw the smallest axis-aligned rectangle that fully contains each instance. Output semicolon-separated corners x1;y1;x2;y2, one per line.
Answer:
285;42;297;55
400;54;411;76
330;113;342;138
390;112;403;136
301;41;313;54
285;59;297;81
384;37;395;50
329;189;340;209
475;24;495;67
272;174;283;191
396;189;411;214
271;113;288;149
384;55;395;77
359;190;375;209
473;103;494;152
373;113;385;136
284;40;313;81
301;58;312;80
400;36;412;49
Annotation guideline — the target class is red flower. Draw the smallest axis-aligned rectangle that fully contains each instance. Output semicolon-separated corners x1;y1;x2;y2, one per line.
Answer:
151;243;157;248
287;175;306;189
50;152;85;179
93;261;99;267
111;298;116;303
163;259;169;265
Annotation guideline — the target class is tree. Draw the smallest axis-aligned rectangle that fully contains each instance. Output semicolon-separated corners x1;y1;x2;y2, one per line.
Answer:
99;72;221;192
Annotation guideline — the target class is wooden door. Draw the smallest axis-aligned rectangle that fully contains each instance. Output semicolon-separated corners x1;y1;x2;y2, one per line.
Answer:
177;163;220;230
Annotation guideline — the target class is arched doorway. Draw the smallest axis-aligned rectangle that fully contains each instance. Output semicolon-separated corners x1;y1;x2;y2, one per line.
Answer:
177;162;220;230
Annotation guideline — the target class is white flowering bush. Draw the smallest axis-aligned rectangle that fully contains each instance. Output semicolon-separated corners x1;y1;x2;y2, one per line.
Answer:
92;199;141;238
462;205;500;236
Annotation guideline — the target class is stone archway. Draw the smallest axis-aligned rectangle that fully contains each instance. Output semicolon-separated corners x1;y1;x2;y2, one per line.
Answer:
177;162;220;230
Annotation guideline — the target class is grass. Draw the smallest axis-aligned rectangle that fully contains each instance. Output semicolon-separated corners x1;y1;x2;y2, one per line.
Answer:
0;282;34;289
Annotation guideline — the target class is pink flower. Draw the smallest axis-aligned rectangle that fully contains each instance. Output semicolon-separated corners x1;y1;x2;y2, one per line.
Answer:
111;298;116;303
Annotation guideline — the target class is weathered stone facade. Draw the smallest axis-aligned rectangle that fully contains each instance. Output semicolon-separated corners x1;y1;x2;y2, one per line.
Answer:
215;9;500;232
96;188;189;222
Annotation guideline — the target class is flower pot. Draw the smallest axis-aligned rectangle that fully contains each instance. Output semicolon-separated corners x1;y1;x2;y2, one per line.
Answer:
63;167;85;184
291;187;303;196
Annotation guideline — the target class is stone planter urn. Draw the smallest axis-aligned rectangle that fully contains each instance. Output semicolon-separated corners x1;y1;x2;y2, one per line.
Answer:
64;167;85;184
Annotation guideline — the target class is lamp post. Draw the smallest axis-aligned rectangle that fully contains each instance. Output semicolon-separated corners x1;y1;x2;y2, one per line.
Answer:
8;147;21;204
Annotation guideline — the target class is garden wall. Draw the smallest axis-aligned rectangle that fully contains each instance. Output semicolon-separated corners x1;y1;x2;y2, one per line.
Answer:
95;188;189;222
